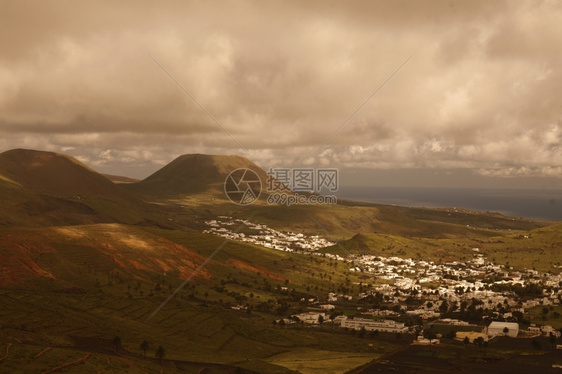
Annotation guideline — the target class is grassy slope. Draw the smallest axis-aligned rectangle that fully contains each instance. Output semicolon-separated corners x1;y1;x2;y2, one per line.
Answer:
163;196;546;238
159;195;556;274
474;222;562;271
1;150;561;372
0;223;393;373
2;216;558;371
0;216;559;373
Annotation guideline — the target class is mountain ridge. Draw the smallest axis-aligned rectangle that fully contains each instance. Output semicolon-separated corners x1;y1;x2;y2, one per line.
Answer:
0;149;133;198
0;149;153;226
124;153;270;198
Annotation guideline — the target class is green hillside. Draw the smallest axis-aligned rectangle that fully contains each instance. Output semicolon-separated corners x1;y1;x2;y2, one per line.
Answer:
0;148;561;373
0;223;396;373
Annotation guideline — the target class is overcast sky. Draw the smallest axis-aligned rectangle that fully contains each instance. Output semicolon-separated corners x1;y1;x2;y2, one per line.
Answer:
1;0;561;188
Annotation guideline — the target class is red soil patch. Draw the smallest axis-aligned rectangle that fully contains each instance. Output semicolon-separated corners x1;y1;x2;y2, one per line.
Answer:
153;258;173;273
126;259;150;271
0;235;56;285
179;265;211;280
0;225;212;285
229;259;286;281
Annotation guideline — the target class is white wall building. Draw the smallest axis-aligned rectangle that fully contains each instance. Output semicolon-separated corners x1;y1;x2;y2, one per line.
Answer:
487;321;519;338
293;312;325;324
340;317;409;333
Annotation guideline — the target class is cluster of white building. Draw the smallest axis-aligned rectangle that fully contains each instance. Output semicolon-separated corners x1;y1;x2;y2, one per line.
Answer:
204;217;335;252
204;216;562;340
352;252;562;320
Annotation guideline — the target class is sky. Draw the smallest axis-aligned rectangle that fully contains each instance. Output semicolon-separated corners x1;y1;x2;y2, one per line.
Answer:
0;0;561;189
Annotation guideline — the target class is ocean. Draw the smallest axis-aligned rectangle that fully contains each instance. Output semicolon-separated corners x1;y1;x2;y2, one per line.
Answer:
334;186;562;222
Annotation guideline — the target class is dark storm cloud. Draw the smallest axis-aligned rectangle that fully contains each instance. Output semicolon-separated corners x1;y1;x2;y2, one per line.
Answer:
0;0;560;180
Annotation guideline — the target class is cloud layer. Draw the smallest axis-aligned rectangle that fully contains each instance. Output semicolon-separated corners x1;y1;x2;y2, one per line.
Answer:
0;0;560;181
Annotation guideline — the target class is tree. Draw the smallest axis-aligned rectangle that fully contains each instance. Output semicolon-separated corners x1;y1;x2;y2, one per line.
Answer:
542;306;550;320
140;340;150;358
439;300;449;314
155;345;165;365
503;327;509;337
425;330;437;344
463;336;470;346
318;315;324;325
550;332;557;350
450;301;458;312
445;330;456;340
460;301;468;313
474;337;485;347
112;336;121;353
512;310;524;323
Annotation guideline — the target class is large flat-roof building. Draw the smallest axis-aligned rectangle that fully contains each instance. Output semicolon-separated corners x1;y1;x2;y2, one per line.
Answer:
340;317;409;333
487;321;519;338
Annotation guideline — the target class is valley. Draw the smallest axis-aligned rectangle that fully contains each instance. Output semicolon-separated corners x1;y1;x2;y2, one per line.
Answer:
1;149;562;373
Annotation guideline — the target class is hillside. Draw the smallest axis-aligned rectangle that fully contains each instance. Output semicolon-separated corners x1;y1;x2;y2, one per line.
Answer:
0;148;561;373
0;149;159;226
0;224;209;286
0;149;133;197
0;147;549;238
0;222;384;373
117;152;548;238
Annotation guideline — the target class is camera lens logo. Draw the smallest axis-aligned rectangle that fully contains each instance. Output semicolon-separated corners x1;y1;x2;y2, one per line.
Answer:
224;168;262;205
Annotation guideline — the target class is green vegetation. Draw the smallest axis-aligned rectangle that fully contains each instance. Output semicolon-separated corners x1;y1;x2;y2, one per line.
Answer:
0;221;400;372
267;348;381;374
527;305;562;328
1;149;561;373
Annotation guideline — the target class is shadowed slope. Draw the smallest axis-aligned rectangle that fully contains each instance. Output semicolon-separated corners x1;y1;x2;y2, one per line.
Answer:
0;149;132;198
0;149;155;226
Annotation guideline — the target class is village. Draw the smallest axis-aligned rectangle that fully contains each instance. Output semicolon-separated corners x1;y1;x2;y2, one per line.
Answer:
204;217;562;344
203;217;337;252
